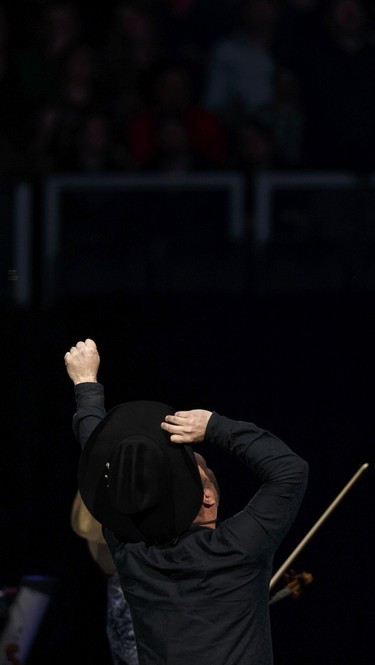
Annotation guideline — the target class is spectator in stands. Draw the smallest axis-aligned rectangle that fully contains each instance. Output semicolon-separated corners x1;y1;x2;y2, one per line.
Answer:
141;114;221;172
0;7;30;175
127;64;227;170
274;0;321;68
59;44;99;110
4;1;90;152
41;2;82;66
31;44;103;173
203;0;281;121
102;1;164;100
288;0;375;171
73;111;133;172
261;67;304;168
155;0;239;90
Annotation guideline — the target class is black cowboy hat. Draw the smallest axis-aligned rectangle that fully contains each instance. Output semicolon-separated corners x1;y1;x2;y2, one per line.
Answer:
78;401;203;545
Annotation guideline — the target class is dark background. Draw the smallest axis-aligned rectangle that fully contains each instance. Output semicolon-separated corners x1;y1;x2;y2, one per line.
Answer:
1;0;375;662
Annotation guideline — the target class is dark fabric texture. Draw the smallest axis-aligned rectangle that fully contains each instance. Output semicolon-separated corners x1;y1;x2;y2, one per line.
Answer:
73;383;308;665
106;571;139;665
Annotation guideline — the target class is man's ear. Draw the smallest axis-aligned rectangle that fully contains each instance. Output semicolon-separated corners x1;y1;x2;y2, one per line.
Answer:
202;488;216;507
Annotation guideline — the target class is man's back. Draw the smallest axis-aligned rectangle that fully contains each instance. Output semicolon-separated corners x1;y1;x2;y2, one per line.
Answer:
105;412;308;665
106;514;273;665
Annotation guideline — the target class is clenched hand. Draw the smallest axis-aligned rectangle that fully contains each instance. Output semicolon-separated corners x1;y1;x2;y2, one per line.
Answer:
64;338;100;385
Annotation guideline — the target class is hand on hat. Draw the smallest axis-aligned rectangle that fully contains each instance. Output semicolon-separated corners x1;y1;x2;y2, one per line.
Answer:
64;338;100;385
161;410;212;444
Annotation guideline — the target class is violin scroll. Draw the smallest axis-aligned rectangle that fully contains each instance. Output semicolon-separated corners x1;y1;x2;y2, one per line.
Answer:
269;569;313;605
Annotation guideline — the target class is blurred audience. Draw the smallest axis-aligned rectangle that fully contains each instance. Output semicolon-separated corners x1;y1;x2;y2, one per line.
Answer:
263;67;304;168
127;64;227;170
31;44;103;173
0;7;30;175
16;2;85;112
72;111;132;172
286;0;375;171
203;0;281;119
40;2;83;70
139;114;218;173
1;0;375;177
101;1;164;99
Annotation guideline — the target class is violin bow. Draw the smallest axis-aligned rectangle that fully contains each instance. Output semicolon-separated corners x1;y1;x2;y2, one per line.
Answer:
270;462;369;591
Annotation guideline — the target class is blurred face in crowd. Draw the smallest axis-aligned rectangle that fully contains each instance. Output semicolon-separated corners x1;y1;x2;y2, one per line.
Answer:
115;1;151;40
158;117;189;155
327;0;367;38
82;115;110;149
156;68;192;112
66;46;95;81
288;0;317;9
242;0;280;38
46;3;80;49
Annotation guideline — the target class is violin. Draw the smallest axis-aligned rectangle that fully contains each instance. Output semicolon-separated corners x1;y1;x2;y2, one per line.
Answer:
268;463;369;607
269;569;313;605
270;463;368;591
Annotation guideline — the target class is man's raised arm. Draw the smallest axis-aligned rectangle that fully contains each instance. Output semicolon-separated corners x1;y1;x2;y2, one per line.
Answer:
64;338;106;448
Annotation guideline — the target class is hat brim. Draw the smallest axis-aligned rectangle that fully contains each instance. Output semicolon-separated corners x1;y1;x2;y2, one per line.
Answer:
78;401;203;544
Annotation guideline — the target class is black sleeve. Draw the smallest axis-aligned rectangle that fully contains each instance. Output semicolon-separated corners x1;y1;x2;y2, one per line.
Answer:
72;382;106;449
206;413;308;550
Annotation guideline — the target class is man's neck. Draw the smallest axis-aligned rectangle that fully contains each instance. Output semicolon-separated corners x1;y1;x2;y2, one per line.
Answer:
193;519;218;529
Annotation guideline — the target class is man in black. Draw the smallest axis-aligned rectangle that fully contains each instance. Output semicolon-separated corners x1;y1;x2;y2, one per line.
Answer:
65;338;308;664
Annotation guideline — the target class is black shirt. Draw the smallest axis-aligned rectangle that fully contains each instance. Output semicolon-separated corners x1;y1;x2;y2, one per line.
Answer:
73;383;308;664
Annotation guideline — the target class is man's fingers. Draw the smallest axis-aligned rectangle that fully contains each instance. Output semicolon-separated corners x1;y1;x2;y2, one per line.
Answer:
64;339;98;365
161;421;183;434
169;434;185;444
161;418;194;445
163;420;193;433
67;339;98;353
164;413;189;425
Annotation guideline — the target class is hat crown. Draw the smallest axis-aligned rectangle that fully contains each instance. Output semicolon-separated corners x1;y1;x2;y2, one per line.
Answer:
79;400;203;544
108;435;168;515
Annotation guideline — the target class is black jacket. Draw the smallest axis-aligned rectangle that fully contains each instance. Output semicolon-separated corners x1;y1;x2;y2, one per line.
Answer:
73;383;308;664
